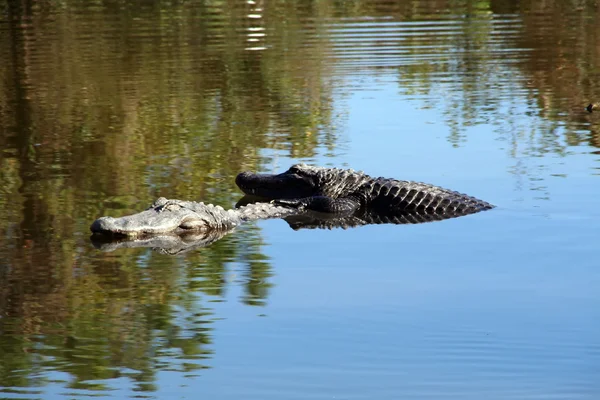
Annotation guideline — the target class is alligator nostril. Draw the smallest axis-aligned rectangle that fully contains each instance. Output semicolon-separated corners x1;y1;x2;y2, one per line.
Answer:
90;216;114;233
235;172;251;188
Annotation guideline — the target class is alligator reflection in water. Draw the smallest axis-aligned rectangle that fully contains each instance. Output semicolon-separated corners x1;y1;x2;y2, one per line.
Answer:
236;194;492;231
91;229;234;255
281;206;481;231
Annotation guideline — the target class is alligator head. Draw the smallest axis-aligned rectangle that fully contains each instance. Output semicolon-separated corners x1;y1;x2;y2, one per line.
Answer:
235;163;365;200
235;164;324;199
90;197;238;237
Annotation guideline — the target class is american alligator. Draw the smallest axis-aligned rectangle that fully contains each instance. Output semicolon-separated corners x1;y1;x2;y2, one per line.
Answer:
236;164;494;216
90;197;298;238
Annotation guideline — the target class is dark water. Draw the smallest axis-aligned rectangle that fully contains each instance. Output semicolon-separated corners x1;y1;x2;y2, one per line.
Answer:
1;1;599;399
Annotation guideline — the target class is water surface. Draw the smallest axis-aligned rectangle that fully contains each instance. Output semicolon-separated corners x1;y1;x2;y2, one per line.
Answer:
1;0;599;399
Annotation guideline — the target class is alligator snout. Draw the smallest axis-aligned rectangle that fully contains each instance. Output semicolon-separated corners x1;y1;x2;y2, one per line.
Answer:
235;171;255;192
90;216;120;235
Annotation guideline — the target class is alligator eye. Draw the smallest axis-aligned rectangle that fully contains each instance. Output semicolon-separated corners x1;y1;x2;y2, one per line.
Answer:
179;217;206;230
288;163;306;174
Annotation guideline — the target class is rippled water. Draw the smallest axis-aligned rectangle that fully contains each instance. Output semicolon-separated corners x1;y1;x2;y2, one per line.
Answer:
1;0;599;399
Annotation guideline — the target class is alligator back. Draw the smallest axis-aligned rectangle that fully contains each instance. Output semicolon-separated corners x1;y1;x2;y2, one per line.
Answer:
356;178;494;215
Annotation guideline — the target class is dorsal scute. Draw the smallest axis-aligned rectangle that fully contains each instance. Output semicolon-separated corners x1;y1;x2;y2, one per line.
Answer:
314;166;373;197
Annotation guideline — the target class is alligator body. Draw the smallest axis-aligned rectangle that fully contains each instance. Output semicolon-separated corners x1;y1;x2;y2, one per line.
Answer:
90;197;298;238
236;164;494;216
